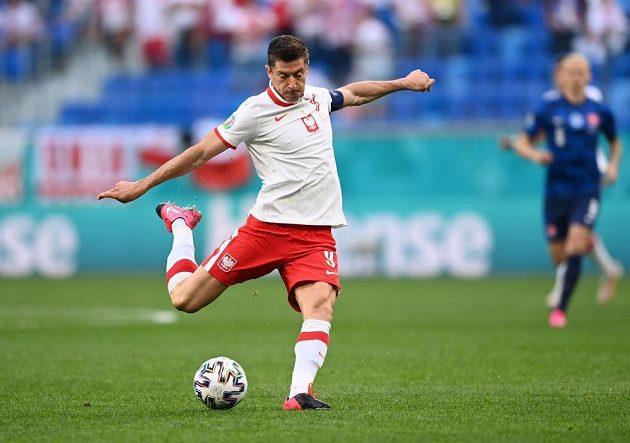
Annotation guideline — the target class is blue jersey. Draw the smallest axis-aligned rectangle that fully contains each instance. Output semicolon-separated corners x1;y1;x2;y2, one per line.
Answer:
524;93;617;199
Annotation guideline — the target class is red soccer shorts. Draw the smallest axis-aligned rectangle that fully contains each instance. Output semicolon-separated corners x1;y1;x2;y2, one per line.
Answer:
201;215;340;312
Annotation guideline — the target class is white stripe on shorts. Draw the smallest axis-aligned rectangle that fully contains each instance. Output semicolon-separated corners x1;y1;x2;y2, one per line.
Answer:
203;227;240;272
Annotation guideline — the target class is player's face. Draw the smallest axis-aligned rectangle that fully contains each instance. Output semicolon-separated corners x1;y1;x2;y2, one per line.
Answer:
559;59;591;95
266;58;308;103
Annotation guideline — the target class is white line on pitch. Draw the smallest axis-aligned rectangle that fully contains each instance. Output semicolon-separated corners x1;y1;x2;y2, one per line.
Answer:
0;306;178;330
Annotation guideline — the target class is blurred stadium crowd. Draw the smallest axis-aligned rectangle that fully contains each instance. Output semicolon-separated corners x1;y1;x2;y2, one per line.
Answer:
1;0;630;126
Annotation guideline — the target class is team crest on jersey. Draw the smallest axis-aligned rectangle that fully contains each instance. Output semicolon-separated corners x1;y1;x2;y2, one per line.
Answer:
218;253;237;272
222;114;236;130
569;112;584;129
587;112;600;128
301;114;320;133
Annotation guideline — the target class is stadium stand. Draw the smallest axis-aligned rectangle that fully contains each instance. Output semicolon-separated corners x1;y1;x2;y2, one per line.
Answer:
1;0;629;128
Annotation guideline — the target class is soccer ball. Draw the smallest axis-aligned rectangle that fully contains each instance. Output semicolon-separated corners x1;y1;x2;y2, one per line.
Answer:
193;356;248;410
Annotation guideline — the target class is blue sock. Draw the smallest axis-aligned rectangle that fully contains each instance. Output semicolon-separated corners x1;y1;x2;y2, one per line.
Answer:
558;255;582;312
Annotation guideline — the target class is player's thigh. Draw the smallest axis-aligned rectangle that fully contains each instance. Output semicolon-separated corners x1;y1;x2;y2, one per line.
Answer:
170;267;228;313
544;198;570;243
565;224;593;255
568;194;600;229
565;194;599;254
294;281;337;322
280;246;340;313
201;216;283;285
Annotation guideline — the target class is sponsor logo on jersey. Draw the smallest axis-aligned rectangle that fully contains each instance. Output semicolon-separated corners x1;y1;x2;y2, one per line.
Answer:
218;253;237;272
301;114;319;133
223;114;236;130
310;94;320;111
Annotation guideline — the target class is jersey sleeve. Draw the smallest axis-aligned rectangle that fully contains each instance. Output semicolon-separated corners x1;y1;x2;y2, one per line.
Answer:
523;102;546;137
214;98;259;149
599;105;617;142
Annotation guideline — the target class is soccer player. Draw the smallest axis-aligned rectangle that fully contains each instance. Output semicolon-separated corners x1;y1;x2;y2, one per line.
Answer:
98;35;435;408
500;57;625;309
508;53;623;328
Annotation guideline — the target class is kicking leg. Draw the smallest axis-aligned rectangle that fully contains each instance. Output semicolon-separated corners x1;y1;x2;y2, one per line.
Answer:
158;203;228;313
284;281;336;410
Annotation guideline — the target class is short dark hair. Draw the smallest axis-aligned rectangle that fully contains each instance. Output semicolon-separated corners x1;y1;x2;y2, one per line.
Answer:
267;35;309;67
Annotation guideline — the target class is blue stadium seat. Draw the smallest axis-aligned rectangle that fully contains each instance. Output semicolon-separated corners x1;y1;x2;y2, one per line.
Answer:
59;103;103;124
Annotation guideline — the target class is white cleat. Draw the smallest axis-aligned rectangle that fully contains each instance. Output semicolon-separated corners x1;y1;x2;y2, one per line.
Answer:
597;262;625;306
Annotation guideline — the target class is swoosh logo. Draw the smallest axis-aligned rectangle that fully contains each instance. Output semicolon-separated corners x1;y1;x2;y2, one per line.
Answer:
275;114;288;121
325;270;337;275
166;207;181;216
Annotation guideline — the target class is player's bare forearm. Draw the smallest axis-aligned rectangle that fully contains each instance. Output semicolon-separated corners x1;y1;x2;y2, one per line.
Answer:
97;131;228;203
604;138;623;184
514;133;552;165
338;70;435;107
608;139;622;169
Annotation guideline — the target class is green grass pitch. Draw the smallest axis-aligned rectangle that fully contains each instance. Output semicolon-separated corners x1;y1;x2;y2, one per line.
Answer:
1;276;628;442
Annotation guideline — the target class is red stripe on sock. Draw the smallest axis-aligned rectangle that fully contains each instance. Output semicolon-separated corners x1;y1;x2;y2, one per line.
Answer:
166;259;198;282
297;331;329;345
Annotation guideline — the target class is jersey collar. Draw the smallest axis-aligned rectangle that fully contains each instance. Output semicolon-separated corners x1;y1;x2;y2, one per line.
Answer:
267;82;300;107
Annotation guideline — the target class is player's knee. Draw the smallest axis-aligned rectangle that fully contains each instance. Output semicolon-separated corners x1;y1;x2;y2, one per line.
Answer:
170;289;201;313
566;238;590;256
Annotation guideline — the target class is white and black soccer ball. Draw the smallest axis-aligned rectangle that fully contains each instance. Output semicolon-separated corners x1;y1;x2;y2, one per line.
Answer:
193;356;248;410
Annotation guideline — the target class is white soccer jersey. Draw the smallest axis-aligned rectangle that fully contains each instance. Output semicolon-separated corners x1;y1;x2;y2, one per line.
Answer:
214;83;347;227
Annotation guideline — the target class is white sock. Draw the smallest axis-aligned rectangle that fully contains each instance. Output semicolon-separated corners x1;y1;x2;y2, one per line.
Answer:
166;219;197;293
591;236;619;276
288;319;331;399
550;262;567;301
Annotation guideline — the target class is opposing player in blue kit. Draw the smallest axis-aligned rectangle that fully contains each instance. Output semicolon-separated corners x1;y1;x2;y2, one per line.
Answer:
500;58;624;310
511;53;623;328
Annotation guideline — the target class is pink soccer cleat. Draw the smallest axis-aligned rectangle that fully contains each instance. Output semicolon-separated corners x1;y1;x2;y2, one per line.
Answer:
156;203;202;232
548;308;567;329
283;384;331;410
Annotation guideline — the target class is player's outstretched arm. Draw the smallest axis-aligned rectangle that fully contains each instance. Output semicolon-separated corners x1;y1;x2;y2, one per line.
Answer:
337;69;435;108
97;130;229;203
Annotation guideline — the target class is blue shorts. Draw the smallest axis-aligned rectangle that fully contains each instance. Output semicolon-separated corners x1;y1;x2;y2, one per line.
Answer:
544;193;600;242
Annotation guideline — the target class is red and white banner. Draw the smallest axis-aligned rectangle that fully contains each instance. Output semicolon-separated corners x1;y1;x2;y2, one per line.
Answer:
191;118;251;191
0;128;27;203
34;126;180;200
138;118;252;191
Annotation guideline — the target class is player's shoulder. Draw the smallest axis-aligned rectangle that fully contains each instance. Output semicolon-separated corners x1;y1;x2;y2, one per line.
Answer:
585;85;603;102
543;86;603;103
234;93;264;115
533;93;556;115
305;84;332;97
585;96;612;115
542;88;561;102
